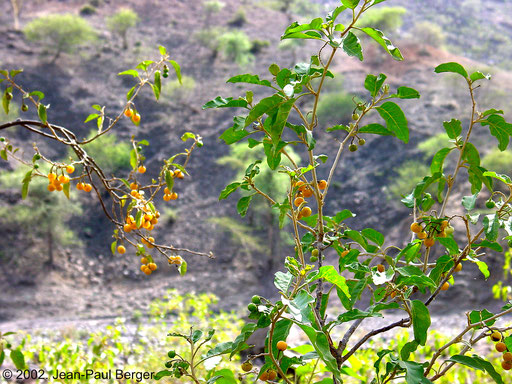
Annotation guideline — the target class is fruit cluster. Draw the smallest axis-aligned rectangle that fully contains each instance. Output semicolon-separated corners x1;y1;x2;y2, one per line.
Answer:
293;179;326;220
491;331;512;370
140;256;158;275
163;170;184;201
168;255;184;265
239;340;287;381
124;107;141;124
410;219;454;248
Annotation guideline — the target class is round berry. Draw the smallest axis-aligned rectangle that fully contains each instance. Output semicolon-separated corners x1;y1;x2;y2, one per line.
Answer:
410;222;422;233
491;331;502;342
168;350;176;358
165;361;173;368
247;303;257;312
486;200;496;209
117;245;126;254
358;138;366;146
276;340;287;351
424;238;435;248
496;342;507;353
377;264;385;273
138;165;146;174
241;362;253;372
251;295;261;304
440;282;450;291
349;144;358;152
454;263;462;272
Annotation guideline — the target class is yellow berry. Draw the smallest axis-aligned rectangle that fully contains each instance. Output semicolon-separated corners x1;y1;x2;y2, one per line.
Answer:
47;184;56;192
138;165;146;174
492;331;503;342
117;245;126;254
148;263;157;271
66;165;75;174
300;206;312;218
410;222;422;233
440;282;450;291
276;340;287;351
141;257;148;264
48;172;57;181
170;192;178;200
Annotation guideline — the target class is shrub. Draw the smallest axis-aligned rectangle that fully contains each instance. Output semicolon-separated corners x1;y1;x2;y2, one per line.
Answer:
161;75;196;102
106;8;139;49
23;14;97;63
203;0;225;13
483;148;512;175
227;8;247;27
79;130;131;174
250;39;270;55
386;160;431;200
411;21;446;47
79;5;97;16
316;91;359;127
89;0;102;6
417;133;451;158
357;6;407;33
217;30;254;66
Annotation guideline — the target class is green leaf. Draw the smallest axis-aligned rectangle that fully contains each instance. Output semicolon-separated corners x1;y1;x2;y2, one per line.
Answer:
153;71;161;100
376;102;409;143
10;349;25;370
341;0;360;9
462;193;478;211
286;290;315;324
483;171;512;185
227;74;272;87
434;62;469;79
483;214;499;242
0;350;4;366
469;309;495;329
230;323;257;358
219;182;241;200
358;123;393;136
21;170;32;199
447;355;503;384
429;255;454;284
283;18;323;35
411;300;430;346
205;342;233;358
179;260;187;276
361;228;384;246
2;93;10;115
118;69;139;77
165;170;174;191
274;271;293;293
468;165;493;194
397;360;433;384
212;369;237;384
129;149;137;170
84;113;99;123
342;32;363;61
245;94;284;127
29;90;45;101
437;237;459;255
169;60;182;84
62;182;70;199
333;209;354;224
271;99;295;144
473;240;503;252
462;142;480;166
360;27;403;60
203;96;248;109
191;329;203;343
154;370;172;380
38;104;47;123
400;341;419;361
364;73;387;97
480;114;512;151
431;148;453;174
391;86;420;99
318;265;350;298
470;71;491;82
126;86;136;101
237;195;252;217
443;119;462;139
0;149;7;161
158;45;167;55
397;241;421;263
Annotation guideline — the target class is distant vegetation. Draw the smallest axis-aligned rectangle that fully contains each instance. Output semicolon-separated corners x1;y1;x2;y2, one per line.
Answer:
106;8;140;49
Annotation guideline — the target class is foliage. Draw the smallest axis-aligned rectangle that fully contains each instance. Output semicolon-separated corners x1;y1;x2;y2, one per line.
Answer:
260;0;322;18
79;5;97;16
203;0;225;14
483;148;512;175
417;133;451;158
411;21;446;47
23;14;97;62
106;8;140;49
316;91;360;127
162;75;196;102
250;39;270;55
227;8;247;28
208;216;265;256
217;30;254;66
0;101;19;123
386;160;431;200
357;6;407;33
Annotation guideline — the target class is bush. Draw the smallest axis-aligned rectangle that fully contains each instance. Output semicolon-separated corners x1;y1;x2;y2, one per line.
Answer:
250;39;270;55
357;6;407;33
316;91;359;127
411;21;446;47
162;75;196;102
203;0;225;13
227;8;247;27
79;5;96;16
386;160;431;200
77;130;131;174
483;148;512;175
417;133;451;157
106;8;139;49
217;31;254;66
23;14;97;62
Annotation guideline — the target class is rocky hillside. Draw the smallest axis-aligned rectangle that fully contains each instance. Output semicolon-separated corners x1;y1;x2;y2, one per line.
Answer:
1;0;511;323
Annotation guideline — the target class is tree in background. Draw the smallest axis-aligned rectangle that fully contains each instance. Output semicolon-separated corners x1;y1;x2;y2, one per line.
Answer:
106;8;140;50
0;165;82;269
9;0;23;30
23;14;97;63
357;6;406;35
217;30;254;66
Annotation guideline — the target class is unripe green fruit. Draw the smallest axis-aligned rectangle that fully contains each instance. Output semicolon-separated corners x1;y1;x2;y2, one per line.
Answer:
444;226;454;236
358;138;366;146
311;249;319;257
357;103;365;111
5;92;13;100
167;350;176;358
21;104;28;112
251;295;261;304
0;137;4;142
6;343;12;349
352;113;360;121
508;239;512;248
310;256;318;262
165;361;173;368
349;144;358;152
486;200;495;209
247;303;257;312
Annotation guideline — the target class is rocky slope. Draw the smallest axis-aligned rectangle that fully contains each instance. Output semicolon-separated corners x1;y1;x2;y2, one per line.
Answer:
0;0;511;325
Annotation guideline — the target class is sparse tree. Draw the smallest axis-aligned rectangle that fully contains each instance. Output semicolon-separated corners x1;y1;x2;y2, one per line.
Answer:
9;0;23;30
23;14;97;63
106;8;140;50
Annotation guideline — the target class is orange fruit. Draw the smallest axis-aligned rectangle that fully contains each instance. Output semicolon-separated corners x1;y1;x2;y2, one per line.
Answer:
163;194;171;201
302;188;313;198
138;165;146;174
300;206;312;218
48;173;57;181
132;113;141;124
148;263;157;271
440;282;450;291
55;183;63;191
141;257;148;264
390;291;397;299
241;362;253;372
410;222;422;233
454;263;462;272
140;265;147;272
276;340;287;351
117;245;126;254
317;180;327;190
424;238;435;248
123;224;131;232
267;370;277;381
496;342;507;353
164;187;170;194
83;184;92;192
76;182;84;190
503;352;512;362
66;165;75;174
501;361;512;370
377;264;385;273
124;108;133;118
170;192;178;200
58;175;67;183
174;170;184;179
143;267;152;275
440;220;449;229
341;250;349;258
417;231;427;240
259;371;269;381
47;184;56;192
130;182;138;190
294;197;304;207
